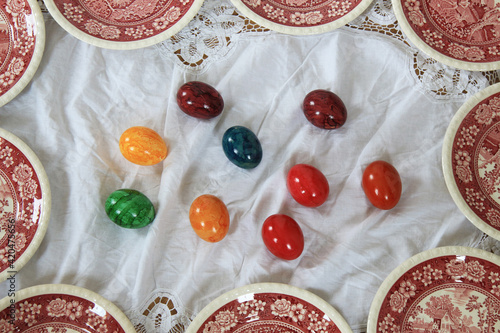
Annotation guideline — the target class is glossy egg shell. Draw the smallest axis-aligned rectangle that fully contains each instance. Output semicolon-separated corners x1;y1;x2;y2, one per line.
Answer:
177;81;224;119
262;214;304;260
189;194;230;242
119;126;168;166
222;126;262;169
303;89;347;129
105;189;155;229
286;164;329;207
362;160;402;210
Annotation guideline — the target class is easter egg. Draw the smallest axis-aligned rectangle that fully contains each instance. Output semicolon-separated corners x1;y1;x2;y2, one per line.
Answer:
362;160;402;210
222;126;262;169
287;164;329;207
189;194;230;242
303;89;347;129
105;189;155;229
119;126;167;166
177;81;224;119
262;214;304;260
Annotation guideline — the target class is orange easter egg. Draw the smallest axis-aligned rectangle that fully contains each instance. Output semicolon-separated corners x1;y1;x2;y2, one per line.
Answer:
119;126;168;166
189;194;230;242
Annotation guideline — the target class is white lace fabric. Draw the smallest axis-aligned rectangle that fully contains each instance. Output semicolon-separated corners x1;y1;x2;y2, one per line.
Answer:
7;1;500;333
155;0;499;100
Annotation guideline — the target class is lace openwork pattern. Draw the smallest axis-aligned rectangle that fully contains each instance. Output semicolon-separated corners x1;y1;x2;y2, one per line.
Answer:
155;0;270;73
344;0;500;100
153;0;500;100
126;289;194;333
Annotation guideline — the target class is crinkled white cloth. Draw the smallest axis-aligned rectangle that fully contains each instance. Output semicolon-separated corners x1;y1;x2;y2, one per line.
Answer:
0;4;494;333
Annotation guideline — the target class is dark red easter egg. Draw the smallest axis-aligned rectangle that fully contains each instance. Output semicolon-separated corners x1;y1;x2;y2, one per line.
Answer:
177;81;224;119
262;214;304;260
303;89;347;129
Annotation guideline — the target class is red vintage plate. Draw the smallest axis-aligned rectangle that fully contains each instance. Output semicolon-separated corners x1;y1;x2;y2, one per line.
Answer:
186;283;352;333
0;128;50;282
0;0;45;107
229;0;374;35
0;284;136;332
367;246;500;333
44;0;204;49
443;83;500;241
393;0;500;70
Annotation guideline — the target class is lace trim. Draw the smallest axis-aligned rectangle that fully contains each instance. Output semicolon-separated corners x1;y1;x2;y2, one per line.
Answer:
155;0;270;73
40;0;500;99
345;0;500;100
126;289;193;333
152;0;500;100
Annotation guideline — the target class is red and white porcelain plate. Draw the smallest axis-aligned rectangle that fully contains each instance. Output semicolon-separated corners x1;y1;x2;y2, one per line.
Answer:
393;0;500;70
0;0;45;107
443;82;500;241
0;284;136;332
229;0;374;35
367;246;500;333
0;128;50;282
44;0;204;49
186;283;352;333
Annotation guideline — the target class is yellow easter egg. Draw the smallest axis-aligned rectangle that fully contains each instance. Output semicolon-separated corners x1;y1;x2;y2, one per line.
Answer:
119;126;168;166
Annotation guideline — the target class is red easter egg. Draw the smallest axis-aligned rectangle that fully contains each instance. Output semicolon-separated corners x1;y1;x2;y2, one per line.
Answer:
262;214;304;260
287;164;329;207
362;160;402;210
177;81;224;119
303;89;347;129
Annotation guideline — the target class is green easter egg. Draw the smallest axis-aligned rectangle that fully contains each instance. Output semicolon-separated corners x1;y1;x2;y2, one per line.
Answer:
105;189;155;229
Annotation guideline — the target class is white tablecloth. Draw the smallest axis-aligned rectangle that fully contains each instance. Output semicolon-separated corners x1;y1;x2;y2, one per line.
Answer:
1;0;499;332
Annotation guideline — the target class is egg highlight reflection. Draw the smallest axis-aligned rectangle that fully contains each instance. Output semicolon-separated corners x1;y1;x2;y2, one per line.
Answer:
189;194;230;242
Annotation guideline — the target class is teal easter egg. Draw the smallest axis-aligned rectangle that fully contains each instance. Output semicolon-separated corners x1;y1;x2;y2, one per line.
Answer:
105;189;155;229
222;126;262;169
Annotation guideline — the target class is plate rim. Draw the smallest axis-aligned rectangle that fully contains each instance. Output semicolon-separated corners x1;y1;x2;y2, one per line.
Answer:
366;246;500;333
186;282;353;333
229;0;375;35
0;283;137;332
0;127;51;282
442;82;500;241
0;0;46;107
44;0;205;50
391;0;500;71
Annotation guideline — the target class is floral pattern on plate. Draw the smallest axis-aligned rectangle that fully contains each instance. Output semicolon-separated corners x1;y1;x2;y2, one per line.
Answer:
229;0;374;34
45;0;204;49
367;247;500;333
187;283;352;333
0;128;50;282
0;284;136;332
393;0;500;69
0;0;44;106
443;83;500;240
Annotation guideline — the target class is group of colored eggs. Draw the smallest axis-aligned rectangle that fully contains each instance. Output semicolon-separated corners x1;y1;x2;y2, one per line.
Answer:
104;126;168;229
104;81;403;262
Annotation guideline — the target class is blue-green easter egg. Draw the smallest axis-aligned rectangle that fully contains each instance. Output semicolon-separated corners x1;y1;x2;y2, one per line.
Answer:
105;189;155;229
222;126;262;169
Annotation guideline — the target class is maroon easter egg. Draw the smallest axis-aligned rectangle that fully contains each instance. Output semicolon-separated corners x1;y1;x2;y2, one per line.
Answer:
177;81;224;119
302;89;347;129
